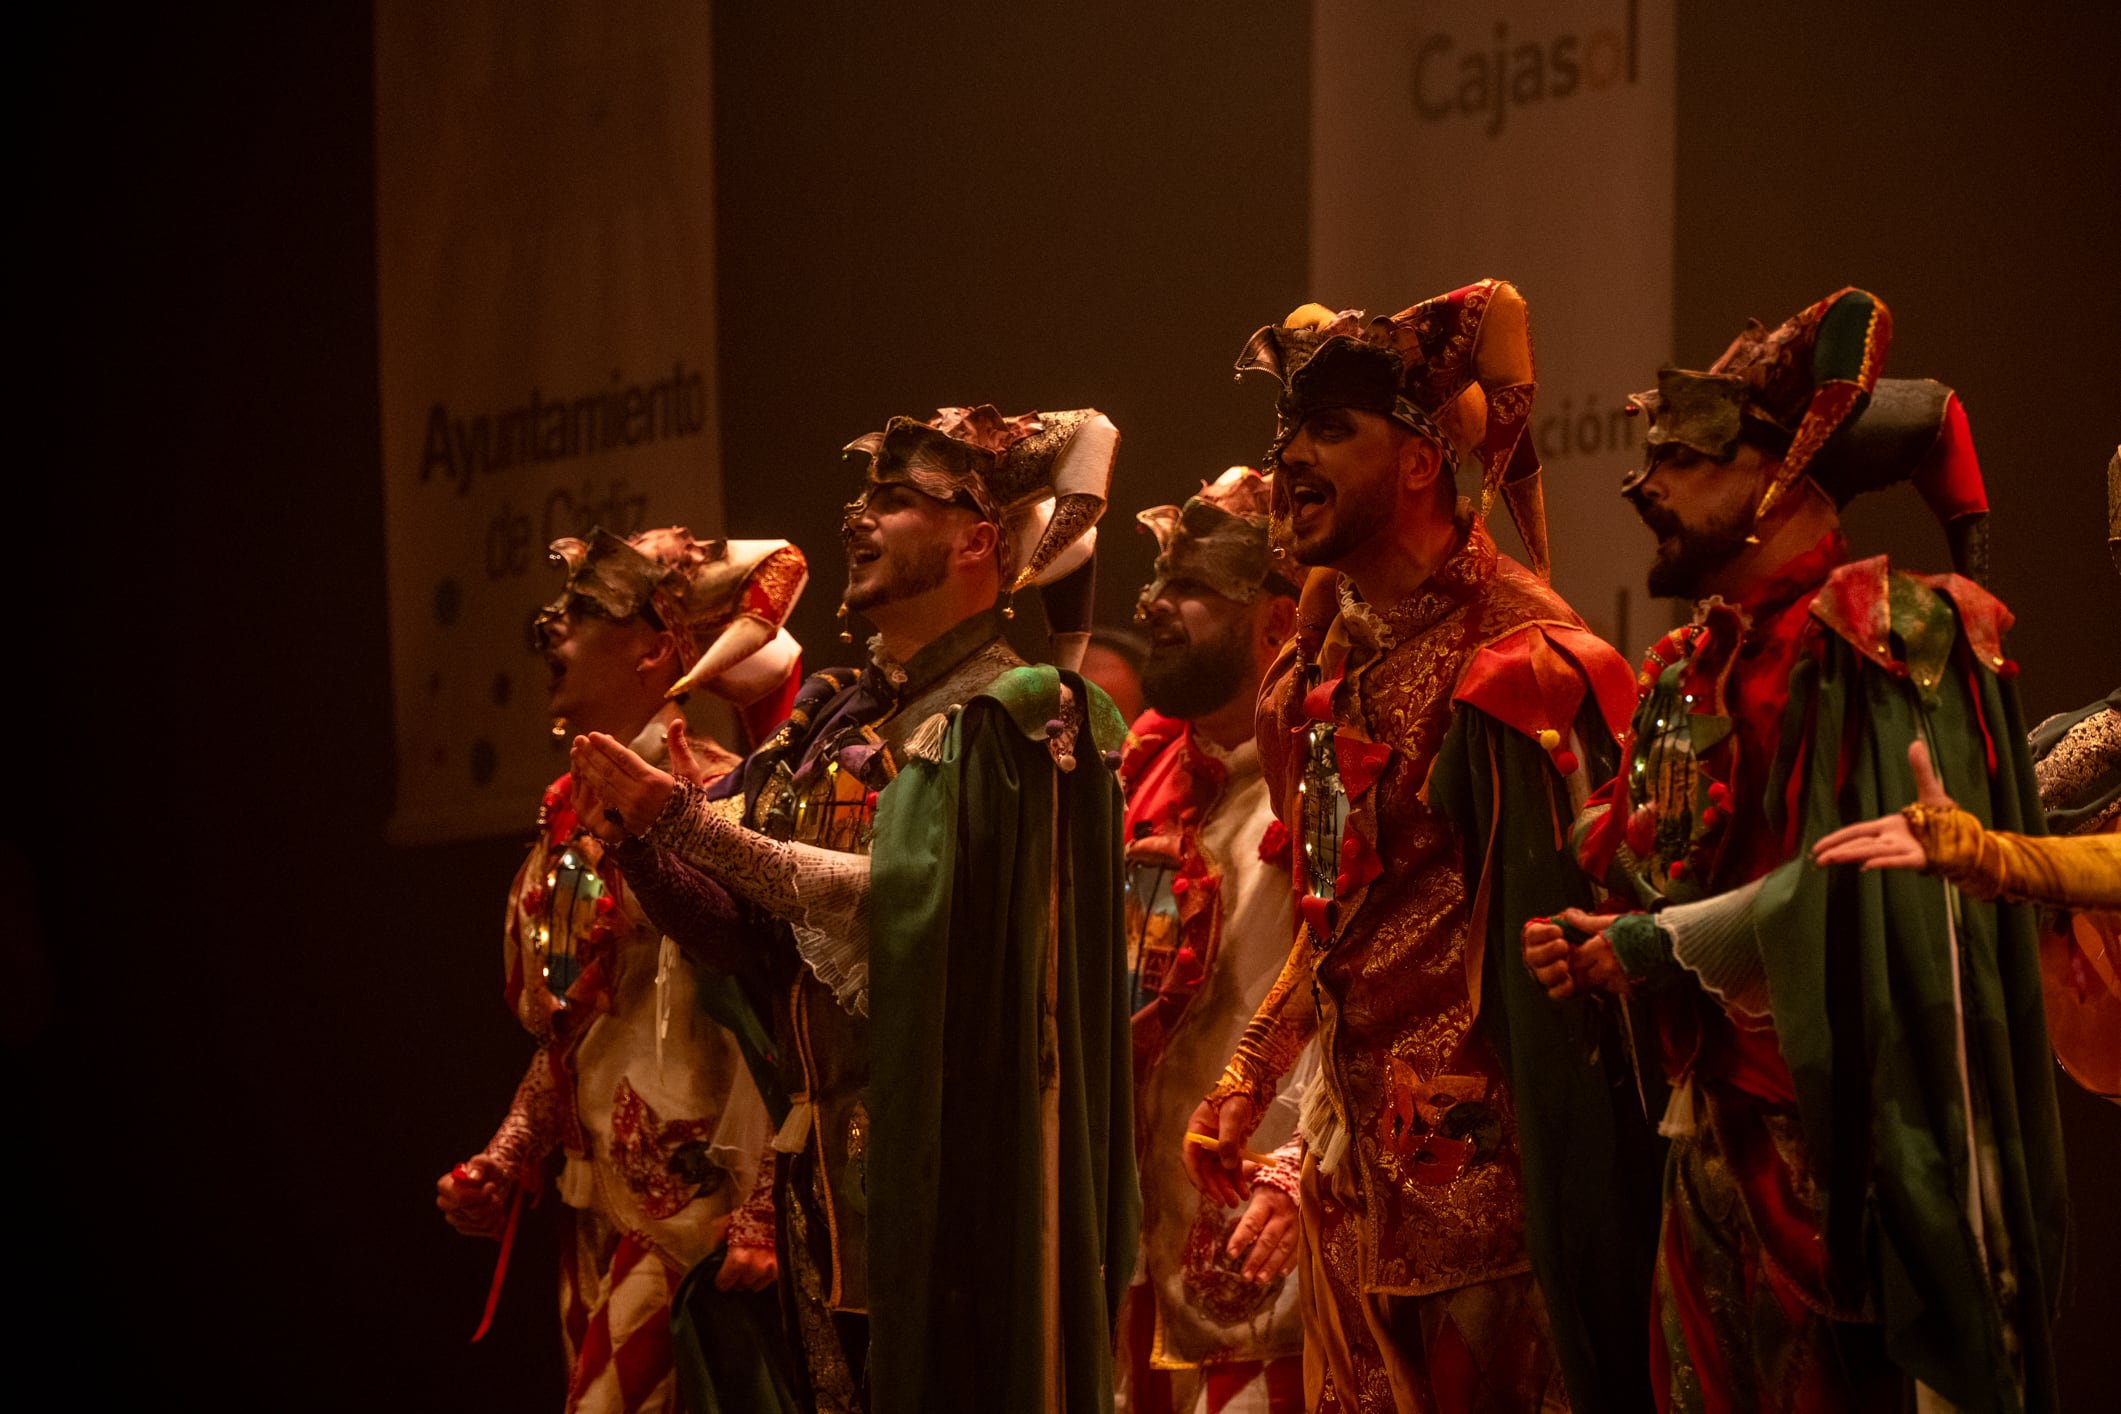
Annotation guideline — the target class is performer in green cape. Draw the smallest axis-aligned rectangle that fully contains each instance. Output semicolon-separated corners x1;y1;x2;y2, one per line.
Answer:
1525;289;2069;1413
574;404;1139;1414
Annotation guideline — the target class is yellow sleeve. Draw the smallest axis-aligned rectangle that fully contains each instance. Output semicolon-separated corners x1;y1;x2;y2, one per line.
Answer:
1906;805;2121;911
1204;924;1318;1116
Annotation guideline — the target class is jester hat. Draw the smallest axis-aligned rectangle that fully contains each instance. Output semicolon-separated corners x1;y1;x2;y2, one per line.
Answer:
533;525;809;702
841;403;1119;668
1625;288;1992;581
1134;467;1300;619
1233;278;1551;579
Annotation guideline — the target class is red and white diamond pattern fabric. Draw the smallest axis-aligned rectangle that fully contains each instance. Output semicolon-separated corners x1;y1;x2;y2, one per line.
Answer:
557;1209;684;1414
1120;1278;1305;1414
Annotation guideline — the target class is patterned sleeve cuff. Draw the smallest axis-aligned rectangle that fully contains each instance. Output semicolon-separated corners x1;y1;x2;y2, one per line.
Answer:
1252;1136;1305;1197
1204;1063;1278;1120
725;1150;777;1252
1904;803;2002;898
643;778;803;918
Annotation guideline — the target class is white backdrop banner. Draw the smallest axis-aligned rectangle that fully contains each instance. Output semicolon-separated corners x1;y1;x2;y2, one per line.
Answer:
376;1;723;844
1310;0;1674;650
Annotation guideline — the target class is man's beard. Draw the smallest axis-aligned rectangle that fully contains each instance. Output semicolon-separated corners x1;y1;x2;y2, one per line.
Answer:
1640;501;1752;599
844;540;951;612
1142;621;1251;720
1281;466;1397;568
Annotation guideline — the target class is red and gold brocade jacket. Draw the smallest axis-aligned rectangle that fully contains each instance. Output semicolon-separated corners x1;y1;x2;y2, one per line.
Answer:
1211;522;1632;1295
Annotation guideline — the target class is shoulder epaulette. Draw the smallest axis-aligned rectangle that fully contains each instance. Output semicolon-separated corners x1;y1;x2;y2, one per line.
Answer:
1453;621;1637;770
1810;556;2017;691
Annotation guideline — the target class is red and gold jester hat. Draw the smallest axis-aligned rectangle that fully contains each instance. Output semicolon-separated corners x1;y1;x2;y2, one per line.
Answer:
1133;466;1301;619
1232;278;1551;579
533;525;809;722
1624;287;1992;582
841;403;1120;669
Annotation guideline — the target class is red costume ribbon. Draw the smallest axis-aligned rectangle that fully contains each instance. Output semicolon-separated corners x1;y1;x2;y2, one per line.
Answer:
467;1173;540;1343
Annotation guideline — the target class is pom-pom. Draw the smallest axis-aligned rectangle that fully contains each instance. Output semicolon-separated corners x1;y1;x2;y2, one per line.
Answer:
1170;877;1191;896
1257;819;1290;864
1553;750;1579;775
1334;871;1354;894
1536;728;1561;751
1667;859;1687;881
1044;718;1067;738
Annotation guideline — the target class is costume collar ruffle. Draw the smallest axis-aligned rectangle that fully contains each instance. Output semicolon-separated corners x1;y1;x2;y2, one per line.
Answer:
864;605;1010;704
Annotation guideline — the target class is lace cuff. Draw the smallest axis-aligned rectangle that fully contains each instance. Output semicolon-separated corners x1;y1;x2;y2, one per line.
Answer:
726;1150;777;1252
643;779;875;1012
644;778;801;917
1659;876;1770;1016
1251;1135;1305;1198
788;845;873;1016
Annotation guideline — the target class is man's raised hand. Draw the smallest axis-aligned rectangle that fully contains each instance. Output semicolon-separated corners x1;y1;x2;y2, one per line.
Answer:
1811;740;1956;873
570;732;678;840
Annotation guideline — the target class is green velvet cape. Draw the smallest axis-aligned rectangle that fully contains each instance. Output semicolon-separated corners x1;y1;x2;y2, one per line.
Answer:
864;665;1139;1414
1739;632;2067;1413
1428;700;1667;1414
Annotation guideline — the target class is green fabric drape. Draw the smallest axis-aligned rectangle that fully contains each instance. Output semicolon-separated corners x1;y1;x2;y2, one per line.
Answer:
1741;635;2066;1413
865;666;1139;1414
1428;699;1666;1414
671;1248;805;1414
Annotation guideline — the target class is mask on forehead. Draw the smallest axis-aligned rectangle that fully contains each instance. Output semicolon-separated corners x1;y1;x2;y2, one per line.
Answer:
1233;278;1551;580
838;403;1121;669
1133;467;1297;619
533;525;809;701
1623;289;1992;583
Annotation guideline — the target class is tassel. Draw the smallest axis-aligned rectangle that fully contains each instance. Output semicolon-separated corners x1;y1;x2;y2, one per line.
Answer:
1298;1077;1348;1175
1658;1074;1698;1138
772;1100;815;1154
902;707;956;764
654;935;676;1077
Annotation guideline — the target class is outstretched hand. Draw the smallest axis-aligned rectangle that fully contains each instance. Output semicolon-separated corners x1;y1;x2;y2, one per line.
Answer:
1811;740;1956;873
570;732;678;841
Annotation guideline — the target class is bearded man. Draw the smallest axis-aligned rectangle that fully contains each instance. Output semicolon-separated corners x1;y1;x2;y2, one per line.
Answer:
1186;281;1661;1414
1116;468;1307;1413
434;527;805;1413
572;406;1139;1414
1523;289;2068;1412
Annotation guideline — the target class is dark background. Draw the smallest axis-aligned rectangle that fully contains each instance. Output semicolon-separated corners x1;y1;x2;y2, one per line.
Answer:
23;2;2117;1407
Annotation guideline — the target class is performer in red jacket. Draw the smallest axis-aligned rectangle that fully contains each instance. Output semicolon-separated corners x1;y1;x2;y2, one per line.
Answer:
1187;282;1661;1414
